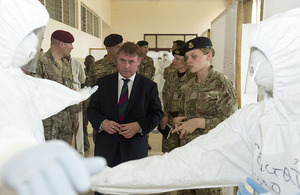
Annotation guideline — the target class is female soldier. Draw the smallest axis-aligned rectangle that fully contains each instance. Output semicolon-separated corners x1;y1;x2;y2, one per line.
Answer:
172;37;238;195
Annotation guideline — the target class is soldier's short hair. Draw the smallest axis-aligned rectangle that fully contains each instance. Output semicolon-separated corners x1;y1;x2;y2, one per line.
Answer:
85;55;94;61
118;42;142;58
200;48;215;57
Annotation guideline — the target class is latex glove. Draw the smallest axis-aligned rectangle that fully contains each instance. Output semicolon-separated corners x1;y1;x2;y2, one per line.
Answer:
79;85;98;101
238;177;272;195
1;140;106;195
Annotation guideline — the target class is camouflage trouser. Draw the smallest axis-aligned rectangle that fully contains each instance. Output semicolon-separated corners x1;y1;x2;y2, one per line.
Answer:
180;128;209;146
161;115;180;153
162;131;180;153
43;110;73;145
177;188;223;195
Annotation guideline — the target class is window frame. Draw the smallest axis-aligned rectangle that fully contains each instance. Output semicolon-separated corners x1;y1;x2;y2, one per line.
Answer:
144;34;198;51
81;3;101;38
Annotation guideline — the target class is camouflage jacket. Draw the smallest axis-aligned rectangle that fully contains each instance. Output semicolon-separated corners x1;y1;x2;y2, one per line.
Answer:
163;64;176;80
138;55;155;80
162;69;195;119
180;67;238;133
36;50;78;120
161;64;176;108
85;57;118;87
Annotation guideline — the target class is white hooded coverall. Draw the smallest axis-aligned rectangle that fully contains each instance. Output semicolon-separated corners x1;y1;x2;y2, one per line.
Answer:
0;0;95;186
91;7;300;195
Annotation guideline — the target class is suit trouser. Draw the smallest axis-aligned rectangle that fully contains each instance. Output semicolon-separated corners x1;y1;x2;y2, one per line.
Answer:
95;142;121;195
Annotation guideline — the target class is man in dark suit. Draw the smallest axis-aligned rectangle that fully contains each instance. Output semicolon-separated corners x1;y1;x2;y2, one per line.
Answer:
87;42;163;169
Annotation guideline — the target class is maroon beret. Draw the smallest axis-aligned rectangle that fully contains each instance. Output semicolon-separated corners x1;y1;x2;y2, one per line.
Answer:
51;30;74;43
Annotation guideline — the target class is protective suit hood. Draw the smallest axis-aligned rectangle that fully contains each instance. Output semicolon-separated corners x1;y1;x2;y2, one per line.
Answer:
249;7;300;124
0;0;49;69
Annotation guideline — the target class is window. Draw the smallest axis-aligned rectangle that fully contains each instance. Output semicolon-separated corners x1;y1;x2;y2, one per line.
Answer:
46;0;62;22
81;5;87;32
87;9;93;35
144;34;198;51
94;15;99;37
63;0;75;27
40;0;75;28
81;4;100;38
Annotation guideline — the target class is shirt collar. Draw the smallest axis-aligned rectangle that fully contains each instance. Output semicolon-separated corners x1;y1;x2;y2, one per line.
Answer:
118;73;136;82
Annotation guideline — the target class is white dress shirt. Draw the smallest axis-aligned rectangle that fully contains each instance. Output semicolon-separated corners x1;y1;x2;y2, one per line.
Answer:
117;73;136;102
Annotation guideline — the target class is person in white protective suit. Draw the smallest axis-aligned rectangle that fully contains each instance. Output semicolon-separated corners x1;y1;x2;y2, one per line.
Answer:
0;0;106;194
90;7;300;195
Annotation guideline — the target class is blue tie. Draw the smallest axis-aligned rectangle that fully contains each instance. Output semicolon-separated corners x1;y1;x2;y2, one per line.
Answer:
119;78;130;122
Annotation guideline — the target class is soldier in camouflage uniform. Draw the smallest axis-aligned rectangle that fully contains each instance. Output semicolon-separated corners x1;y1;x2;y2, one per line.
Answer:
84;55;95;76
162;40;186;81
162;40;185;112
160;48;195;153
82;55;95;151
173;37;238;195
85;34;123;143
160;40;186;154
137;41;155;80
36;30;79;145
85;34;123;87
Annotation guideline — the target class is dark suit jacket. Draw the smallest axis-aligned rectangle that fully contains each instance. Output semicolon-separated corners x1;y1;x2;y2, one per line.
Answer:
87;72;163;166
